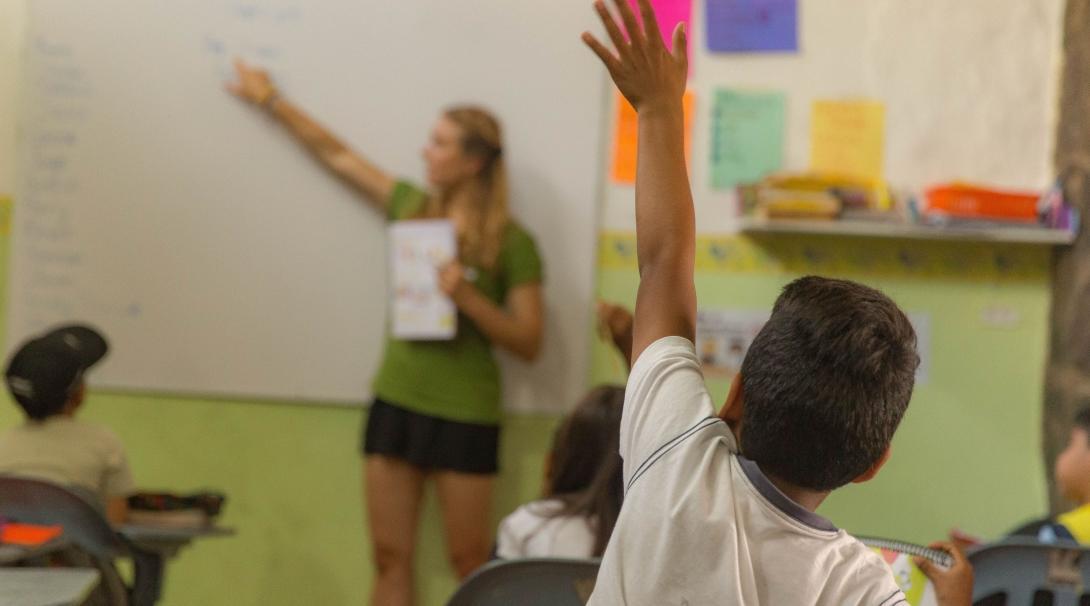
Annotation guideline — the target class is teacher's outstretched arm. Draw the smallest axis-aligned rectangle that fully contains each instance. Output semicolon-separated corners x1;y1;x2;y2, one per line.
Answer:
583;0;694;364
227;59;396;210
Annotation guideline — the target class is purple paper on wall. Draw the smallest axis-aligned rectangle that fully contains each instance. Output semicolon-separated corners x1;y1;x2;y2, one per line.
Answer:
706;0;798;53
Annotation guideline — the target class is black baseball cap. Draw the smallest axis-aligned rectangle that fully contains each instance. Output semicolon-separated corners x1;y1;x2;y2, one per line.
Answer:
5;324;109;420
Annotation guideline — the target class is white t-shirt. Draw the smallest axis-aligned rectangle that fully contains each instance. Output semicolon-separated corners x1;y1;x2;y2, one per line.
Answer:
496;499;596;559
588;336;906;606
0;416;134;507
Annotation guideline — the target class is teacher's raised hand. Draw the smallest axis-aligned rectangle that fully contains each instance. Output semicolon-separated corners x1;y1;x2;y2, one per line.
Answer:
226;59;278;107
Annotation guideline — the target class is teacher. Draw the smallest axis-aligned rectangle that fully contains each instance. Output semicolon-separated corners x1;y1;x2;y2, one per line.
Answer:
227;61;544;605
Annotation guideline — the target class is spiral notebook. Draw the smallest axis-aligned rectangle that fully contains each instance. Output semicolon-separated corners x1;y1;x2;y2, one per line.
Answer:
857;536;951;606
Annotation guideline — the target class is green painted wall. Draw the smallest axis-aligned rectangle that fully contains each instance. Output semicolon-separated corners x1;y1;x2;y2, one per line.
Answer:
0;389;559;606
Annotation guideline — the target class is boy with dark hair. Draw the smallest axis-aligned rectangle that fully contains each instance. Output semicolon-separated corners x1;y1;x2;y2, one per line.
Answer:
0;324;133;524
738;276;918;491
1048;406;1090;542
579;0;961;602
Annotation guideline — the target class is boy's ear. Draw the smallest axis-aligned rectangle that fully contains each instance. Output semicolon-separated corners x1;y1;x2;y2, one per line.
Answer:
718;375;744;431
852;447;892;484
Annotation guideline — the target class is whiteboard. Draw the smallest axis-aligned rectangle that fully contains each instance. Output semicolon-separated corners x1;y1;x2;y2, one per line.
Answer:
11;0;606;409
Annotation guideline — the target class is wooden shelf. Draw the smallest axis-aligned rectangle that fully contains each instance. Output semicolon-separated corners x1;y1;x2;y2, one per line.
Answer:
737;217;1076;245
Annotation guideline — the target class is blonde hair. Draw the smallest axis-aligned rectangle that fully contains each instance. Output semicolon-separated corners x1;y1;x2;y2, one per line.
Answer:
420;106;509;270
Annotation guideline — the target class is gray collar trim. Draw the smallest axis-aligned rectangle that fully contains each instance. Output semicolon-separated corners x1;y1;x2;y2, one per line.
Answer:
738;456;837;533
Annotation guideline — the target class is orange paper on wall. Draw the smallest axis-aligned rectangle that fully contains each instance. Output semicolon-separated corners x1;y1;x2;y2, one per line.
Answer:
611;91;695;184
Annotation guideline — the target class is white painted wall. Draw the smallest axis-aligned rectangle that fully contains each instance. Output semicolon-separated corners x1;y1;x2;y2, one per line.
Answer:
0;0;24;195
601;0;1066;231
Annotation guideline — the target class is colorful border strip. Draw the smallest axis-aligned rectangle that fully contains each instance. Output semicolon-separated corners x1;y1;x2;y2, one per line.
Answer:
599;231;1049;282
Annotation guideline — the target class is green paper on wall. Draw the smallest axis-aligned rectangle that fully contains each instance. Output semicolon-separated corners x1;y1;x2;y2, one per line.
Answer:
710;89;786;189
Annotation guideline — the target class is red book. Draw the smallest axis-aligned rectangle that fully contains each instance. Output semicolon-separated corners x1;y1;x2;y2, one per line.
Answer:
925;184;1039;222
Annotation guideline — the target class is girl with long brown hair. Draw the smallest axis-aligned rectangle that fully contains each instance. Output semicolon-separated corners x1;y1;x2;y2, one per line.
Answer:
227;61;544;606
495;385;625;559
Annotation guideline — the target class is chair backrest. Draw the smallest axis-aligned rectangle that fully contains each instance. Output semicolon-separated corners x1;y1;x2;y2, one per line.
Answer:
969;539;1090;606
446;558;601;606
0;475;126;560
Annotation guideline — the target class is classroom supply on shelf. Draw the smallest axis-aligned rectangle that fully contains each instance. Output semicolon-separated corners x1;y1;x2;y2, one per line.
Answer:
737;172;894;220
924;183;1040;223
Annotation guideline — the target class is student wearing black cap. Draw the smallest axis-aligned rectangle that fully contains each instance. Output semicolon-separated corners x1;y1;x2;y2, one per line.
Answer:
0;324;133;524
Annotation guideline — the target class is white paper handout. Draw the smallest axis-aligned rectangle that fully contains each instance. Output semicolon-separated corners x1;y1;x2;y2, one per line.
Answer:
389;219;457;340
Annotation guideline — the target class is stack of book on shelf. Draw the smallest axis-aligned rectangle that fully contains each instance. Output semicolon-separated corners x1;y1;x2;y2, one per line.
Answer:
737;173;897;221
921;182;1078;233
737;173;1079;240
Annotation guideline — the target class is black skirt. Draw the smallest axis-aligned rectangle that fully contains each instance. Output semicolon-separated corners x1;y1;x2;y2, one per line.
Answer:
362;398;500;475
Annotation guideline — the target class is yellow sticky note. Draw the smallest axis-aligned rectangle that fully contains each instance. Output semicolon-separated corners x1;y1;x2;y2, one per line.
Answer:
611;91;695;184
810;100;885;181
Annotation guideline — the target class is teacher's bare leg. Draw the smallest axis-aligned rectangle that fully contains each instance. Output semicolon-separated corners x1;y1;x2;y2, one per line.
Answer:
434;471;494;579
365;455;426;606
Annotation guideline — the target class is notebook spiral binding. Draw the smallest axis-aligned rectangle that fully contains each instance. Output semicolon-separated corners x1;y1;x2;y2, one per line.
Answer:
857;536;954;569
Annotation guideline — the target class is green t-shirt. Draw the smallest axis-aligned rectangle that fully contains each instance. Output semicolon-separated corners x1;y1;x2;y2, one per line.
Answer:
371;181;543;425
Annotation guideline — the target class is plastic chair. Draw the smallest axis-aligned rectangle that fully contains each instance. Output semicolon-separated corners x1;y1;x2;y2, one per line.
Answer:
0;475;159;606
969;538;1090;606
446;558;601;606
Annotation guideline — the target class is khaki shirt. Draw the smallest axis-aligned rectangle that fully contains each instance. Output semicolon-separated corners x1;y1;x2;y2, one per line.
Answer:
0;416;134;507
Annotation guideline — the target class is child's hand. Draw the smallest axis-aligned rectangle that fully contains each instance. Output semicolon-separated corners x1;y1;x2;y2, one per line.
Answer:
596;301;634;348
226;59;277;106
581;0;687;113
914;541;974;606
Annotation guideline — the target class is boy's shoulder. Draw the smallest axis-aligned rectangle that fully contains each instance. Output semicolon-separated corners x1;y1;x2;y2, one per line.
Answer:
12;416;125;450
794;533;906;603
66;417;126;451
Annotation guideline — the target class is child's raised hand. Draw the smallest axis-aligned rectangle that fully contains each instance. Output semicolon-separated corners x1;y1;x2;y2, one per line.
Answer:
581;0;687;113
914;541;974;606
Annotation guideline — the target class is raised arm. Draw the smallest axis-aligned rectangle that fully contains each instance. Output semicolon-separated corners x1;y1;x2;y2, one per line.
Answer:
227;59;396;210
583;0;695;363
